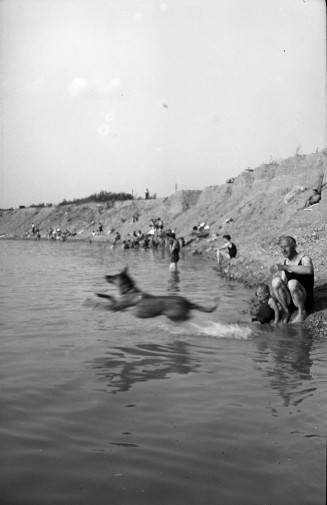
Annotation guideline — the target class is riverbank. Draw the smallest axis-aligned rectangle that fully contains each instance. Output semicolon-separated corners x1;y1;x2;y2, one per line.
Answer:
1;150;326;336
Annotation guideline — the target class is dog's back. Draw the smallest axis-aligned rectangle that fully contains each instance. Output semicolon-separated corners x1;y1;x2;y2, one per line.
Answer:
99;267;217;321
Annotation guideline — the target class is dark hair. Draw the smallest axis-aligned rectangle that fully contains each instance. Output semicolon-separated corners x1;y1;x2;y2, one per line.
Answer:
278;235;296;247
256;283;270;293
223;234;231;240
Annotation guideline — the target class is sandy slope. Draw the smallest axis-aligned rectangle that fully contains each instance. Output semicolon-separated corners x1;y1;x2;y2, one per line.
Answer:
1;150;326;335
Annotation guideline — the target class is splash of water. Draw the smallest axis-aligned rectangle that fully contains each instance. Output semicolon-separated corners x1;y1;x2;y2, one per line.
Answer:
168;321;253;340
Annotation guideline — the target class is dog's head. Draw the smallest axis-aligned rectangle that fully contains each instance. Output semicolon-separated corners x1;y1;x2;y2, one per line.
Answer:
105;267;138;294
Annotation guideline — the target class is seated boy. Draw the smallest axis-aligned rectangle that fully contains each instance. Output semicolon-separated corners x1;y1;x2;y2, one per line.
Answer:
215;234;237;264
251;283;280;325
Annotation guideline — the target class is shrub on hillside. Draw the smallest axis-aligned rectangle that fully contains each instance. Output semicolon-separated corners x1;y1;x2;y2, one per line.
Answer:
29;202;53;208
58;191;134;206
30;203;45;208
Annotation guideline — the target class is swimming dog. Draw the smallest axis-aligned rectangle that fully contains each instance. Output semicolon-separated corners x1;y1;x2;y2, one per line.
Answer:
96;267;217;322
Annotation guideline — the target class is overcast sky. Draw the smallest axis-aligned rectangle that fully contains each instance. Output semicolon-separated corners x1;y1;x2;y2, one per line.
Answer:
0;0;326;208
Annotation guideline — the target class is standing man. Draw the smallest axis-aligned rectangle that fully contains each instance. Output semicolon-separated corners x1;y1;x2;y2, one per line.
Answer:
271;235;314;324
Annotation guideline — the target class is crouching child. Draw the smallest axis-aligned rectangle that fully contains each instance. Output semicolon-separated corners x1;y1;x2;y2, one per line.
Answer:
251;283;280;325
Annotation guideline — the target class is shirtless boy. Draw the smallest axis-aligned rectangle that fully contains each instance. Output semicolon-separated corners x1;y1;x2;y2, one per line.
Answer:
271;236;314;324
252;283;279;325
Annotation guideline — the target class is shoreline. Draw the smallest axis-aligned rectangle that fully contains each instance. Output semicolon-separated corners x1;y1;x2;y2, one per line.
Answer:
200;244;327;339
1;233;326;339
1;150;326;337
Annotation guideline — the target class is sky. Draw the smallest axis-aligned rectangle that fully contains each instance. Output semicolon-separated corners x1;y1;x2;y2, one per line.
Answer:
0;0;326;208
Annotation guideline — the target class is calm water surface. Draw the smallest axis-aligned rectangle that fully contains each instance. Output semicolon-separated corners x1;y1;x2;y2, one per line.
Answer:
0;240;326;505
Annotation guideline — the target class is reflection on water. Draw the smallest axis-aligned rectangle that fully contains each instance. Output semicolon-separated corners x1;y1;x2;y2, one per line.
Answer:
92;341;196;394
1;240;326;505
167;270;181;292
253;327;314;407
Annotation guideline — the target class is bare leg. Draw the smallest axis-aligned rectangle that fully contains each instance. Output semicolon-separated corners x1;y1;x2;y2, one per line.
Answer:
216;250;230;265
287;280;307;323
170;262;178;272
271;277;291;323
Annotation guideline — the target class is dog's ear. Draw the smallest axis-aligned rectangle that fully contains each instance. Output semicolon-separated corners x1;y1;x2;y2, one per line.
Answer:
122;266;128;274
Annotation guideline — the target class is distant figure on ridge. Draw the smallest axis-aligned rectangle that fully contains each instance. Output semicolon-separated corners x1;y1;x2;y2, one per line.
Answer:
302;189;321;209
302;165;324;209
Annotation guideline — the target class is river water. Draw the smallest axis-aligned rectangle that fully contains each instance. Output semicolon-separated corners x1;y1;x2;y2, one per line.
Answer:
0;240;326;505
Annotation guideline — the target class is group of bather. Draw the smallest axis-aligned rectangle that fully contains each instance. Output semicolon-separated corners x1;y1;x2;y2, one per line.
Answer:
111;217;187;251
31;213;315;326
47;227;76;241
30;224;76;241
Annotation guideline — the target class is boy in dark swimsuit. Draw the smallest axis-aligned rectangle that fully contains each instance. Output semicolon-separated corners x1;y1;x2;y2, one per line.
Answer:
216;234;237;265
251;283;279;325
271;236;314;324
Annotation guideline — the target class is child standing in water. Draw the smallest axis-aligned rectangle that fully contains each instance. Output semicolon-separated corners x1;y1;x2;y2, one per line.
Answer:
168;232;180;272
251;283;280;325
